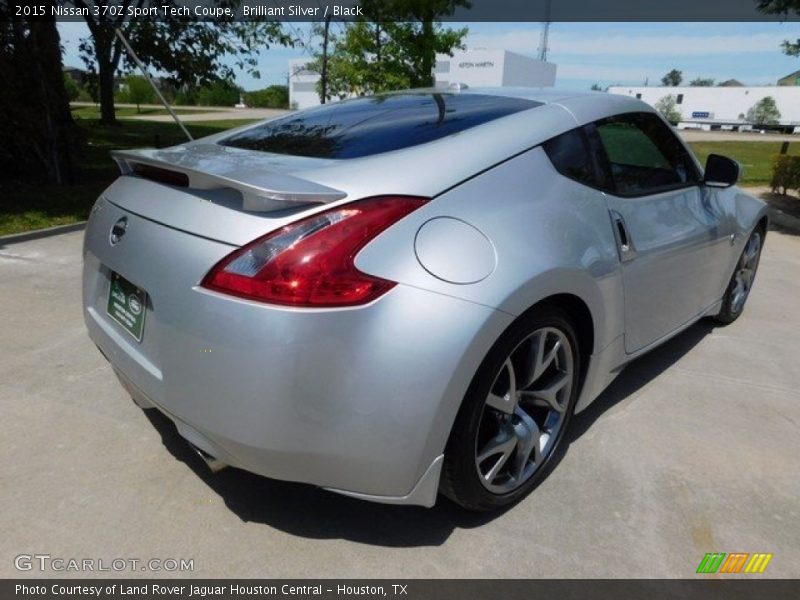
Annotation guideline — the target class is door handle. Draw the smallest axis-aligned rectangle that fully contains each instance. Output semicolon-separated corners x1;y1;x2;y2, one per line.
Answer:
610;211;637;262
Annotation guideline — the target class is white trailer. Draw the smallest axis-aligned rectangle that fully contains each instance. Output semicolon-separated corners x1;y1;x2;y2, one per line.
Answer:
609;85;800;132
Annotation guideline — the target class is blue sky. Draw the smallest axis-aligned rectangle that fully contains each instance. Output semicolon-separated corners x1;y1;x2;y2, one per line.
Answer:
57;21;800;91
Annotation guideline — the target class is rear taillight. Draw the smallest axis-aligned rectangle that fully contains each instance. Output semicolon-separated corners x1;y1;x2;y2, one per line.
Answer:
201;196;427;307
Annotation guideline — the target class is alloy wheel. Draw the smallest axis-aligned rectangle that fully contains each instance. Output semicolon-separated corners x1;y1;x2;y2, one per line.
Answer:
731;231;762;313
474;326;575;494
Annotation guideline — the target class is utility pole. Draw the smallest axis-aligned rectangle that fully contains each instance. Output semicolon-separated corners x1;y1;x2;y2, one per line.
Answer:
538;0;552;62
320;14;331;104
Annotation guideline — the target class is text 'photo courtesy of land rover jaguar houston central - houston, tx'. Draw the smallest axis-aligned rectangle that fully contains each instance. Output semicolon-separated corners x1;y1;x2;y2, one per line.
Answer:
82;89;767;511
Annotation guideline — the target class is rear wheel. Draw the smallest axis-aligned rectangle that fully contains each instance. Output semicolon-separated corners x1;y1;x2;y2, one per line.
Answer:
441;307;581;511
714;228;763;324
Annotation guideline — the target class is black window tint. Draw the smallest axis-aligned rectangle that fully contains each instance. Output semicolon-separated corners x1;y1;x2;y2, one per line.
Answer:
220;93;541;159
542;128;597;187
594;112;700;196
676;94;684;104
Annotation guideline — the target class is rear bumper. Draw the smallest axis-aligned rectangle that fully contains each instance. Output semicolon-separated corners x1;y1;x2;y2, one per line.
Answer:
83;197;512;506
109;364;446;507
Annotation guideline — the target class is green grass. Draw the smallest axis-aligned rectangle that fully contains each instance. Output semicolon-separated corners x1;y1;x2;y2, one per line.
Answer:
0;118;257;237
71;105;223;120
687;141;800;186
599;121;672;169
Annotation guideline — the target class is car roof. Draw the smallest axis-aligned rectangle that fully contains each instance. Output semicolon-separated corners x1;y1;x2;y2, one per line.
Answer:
385;86;654;126
189;88;657;199
277;89;655;198
459;87;653;122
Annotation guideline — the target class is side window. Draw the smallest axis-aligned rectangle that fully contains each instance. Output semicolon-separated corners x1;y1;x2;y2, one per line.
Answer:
542;128;597;188
594;112;700;196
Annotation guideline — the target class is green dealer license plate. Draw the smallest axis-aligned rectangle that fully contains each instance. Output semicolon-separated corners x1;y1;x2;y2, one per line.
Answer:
107;271;147;342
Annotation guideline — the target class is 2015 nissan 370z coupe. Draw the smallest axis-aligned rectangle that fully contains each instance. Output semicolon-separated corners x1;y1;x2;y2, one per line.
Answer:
82;89;767;511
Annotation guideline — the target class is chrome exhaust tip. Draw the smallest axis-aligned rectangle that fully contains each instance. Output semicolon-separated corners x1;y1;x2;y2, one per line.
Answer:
189;443;227;474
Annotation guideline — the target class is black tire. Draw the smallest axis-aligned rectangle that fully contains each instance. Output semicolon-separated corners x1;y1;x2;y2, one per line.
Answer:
440;305;581;511
713;227;764;325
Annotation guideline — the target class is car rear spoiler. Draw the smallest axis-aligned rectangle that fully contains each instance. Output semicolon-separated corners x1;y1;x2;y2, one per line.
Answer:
112;147;347;212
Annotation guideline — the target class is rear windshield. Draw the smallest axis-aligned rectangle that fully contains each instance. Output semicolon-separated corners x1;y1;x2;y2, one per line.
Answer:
219;92;541;159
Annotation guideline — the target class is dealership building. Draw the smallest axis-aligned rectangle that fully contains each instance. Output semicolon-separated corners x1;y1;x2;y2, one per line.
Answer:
432;49;556;89
289;49;557;110
609;80;800;133
288;58;323;110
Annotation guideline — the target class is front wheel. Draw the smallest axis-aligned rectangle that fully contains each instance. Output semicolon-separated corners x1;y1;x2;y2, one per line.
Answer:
441;307;581;511
714;228;764;324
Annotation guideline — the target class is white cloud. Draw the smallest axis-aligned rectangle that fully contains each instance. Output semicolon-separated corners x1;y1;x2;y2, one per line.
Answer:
465;29;797;57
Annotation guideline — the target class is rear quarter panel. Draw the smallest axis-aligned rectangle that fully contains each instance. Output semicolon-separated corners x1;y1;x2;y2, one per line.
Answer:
356;146;625;355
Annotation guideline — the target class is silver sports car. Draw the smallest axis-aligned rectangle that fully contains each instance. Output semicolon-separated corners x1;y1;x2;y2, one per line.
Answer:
83;88;767;511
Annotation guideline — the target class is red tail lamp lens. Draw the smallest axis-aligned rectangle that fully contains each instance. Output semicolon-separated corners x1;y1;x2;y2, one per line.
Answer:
201;196;427;307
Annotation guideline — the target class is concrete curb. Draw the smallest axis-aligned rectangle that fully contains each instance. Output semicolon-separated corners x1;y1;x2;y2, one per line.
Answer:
0;221;86;246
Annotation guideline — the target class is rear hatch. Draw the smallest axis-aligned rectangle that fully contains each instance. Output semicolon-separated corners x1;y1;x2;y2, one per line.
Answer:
104;91;549;245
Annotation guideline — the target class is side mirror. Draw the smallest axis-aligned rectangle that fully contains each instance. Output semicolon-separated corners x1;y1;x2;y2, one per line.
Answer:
704;154;739;188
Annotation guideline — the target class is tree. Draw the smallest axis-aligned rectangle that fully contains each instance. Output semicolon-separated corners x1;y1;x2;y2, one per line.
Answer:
194;79;242;107
311;22;411;99
308;0;468;101
0;12;82;184
590;83;603;91
63;73;81;101
746;96;781;125
689;77;715;86
661;69;683;86
655;95;682;124
756;1;800;56
124;75;153;112
390;0;472;88
244;85;289;108
69;0;291;125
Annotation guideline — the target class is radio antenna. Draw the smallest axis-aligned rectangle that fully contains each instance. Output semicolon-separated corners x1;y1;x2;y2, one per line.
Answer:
114;28;193;142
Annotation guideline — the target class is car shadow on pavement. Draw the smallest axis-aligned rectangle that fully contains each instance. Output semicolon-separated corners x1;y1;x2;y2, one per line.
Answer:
143;408;494;547
567;319;714;442
143;319;715;548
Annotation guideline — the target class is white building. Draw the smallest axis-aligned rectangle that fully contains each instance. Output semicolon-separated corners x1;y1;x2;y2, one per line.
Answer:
288;58;322;110
288;49;557;111
609;85;800;132
434;49;556;89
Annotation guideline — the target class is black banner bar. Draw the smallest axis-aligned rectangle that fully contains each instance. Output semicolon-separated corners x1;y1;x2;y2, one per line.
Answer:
4;580;800;600
8;0;800;23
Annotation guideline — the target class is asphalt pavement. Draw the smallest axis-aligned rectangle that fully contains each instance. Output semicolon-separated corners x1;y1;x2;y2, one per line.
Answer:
1;229;798;578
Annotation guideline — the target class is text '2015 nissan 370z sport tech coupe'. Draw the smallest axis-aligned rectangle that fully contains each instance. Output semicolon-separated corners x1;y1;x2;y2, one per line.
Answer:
82;89;767;511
